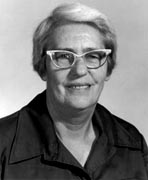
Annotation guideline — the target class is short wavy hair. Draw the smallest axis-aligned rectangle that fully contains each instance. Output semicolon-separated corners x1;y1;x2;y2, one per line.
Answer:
32;3;117;78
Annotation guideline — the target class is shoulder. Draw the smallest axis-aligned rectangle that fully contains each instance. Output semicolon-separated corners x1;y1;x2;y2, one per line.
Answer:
97;103;140;134
96;104;145;149
112;113;141;139
0;91;48;162
0;91;46;141
0;112;19;149
0;112;19;139
0;111;20;164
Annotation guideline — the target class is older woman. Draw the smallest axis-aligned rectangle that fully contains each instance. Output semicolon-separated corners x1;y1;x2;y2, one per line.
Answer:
0;3;148;180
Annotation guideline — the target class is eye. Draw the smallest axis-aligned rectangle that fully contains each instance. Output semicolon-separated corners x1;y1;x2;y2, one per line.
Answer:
86;51;106;61
52;51;74;67
88;53;100;59
54;52;72;60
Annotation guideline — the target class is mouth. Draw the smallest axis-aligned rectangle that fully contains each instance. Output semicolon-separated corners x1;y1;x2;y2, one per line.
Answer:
66;84;91;90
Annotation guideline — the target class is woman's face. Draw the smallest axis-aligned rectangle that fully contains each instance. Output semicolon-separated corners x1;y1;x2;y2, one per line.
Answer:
45;23;109;111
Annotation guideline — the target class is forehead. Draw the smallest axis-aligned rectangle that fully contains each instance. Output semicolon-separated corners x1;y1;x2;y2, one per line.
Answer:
50;23;104;50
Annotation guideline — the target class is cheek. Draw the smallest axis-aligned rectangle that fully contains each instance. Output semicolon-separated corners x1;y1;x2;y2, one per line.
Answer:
46;66;68;92
91;66;108;84
46;61;60;84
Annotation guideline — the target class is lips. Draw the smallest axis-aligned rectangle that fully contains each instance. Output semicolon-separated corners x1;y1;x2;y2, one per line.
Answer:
66;83;91;89
69;85;90;89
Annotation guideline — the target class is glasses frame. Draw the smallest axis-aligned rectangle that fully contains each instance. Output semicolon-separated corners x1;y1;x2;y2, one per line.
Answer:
46;49;111;69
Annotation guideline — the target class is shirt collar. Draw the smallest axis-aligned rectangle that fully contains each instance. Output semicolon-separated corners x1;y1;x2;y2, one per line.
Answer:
9;91;142;164
9;91;59;164
95;104;142;149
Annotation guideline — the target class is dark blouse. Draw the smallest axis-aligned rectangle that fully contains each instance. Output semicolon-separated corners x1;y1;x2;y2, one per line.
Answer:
0;91;148;180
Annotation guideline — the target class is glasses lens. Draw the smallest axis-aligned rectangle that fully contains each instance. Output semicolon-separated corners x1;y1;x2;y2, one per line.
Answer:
85;50;108;68
53;51;74;68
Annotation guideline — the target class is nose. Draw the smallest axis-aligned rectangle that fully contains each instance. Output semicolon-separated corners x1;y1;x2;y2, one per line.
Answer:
70;58;88;77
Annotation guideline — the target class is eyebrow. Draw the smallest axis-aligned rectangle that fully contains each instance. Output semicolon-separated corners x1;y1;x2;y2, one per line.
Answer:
54;47;100;53
56;48;75;52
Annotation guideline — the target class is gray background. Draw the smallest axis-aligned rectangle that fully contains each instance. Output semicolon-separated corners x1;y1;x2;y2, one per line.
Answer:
0;0;148;142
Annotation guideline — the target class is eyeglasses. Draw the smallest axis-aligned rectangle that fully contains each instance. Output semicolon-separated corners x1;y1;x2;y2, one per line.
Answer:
46;49;111;69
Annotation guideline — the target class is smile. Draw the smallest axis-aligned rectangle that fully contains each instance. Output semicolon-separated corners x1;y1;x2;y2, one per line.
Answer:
66;84;91;90
69;85;90;89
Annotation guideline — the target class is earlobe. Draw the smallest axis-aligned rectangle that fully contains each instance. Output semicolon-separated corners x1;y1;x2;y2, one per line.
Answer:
41;57;47;81
105;75;110;81
41;74;47;81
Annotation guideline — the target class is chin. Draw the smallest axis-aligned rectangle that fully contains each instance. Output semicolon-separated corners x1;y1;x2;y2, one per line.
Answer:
67;99;96;110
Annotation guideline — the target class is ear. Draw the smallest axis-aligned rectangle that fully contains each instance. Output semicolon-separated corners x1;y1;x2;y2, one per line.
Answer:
105;75;111;81
40;56;47;81
41;74;47;81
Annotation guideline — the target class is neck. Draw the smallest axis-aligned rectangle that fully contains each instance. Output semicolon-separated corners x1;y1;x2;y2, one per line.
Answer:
54;114;95;142
46;98;96;141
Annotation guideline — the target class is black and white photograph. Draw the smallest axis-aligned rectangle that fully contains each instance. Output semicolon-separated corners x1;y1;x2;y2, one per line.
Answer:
0;0;148;179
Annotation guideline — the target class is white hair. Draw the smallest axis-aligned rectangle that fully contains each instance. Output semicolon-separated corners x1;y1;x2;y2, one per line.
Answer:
33;3;117;78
